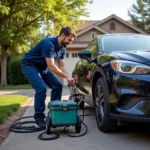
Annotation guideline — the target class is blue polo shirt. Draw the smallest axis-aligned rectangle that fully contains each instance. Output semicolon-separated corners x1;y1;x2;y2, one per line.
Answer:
21;36;66;72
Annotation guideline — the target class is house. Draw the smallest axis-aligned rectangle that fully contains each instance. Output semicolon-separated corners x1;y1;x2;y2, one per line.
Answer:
62;14;146;85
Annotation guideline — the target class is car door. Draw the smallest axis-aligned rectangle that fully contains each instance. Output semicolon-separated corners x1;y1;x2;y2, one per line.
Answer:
72;37;99;106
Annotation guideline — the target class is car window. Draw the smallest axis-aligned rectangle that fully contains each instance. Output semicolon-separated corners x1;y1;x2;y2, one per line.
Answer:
89;38;98;57
102;35;150;52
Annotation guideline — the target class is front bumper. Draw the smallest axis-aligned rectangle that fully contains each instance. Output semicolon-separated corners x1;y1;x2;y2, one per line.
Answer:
108;71;150;118
110;113;150;123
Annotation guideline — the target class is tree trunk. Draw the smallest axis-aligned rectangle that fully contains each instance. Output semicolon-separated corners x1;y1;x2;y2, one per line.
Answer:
1;49;8;87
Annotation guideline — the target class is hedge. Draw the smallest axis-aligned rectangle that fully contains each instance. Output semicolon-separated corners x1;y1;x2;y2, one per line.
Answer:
8;58;28;85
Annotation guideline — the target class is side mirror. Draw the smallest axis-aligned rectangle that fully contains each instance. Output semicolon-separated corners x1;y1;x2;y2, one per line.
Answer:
78;49;91;62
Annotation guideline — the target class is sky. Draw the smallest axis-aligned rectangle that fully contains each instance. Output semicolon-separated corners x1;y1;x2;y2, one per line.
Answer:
82;0;136;21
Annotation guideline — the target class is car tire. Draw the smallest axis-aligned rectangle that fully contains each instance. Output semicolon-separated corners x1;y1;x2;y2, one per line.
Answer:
94;78;117;132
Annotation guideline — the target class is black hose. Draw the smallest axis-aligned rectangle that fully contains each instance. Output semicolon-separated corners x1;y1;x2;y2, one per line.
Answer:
10;116;45;133
38;131;59;140
10;93;90;140
64;106;88;137
9;116;60;140
10;109;89;140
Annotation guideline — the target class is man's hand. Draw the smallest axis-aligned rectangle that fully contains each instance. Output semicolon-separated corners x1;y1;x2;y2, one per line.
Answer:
66;75;75;85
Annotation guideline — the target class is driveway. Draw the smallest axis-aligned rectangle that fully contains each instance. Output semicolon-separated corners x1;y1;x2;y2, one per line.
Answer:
0;87;150;150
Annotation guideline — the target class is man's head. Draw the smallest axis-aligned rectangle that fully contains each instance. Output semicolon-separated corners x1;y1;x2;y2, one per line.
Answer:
58;26;77;47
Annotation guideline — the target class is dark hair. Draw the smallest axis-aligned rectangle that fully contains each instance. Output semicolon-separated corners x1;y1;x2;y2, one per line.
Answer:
59;26;77;37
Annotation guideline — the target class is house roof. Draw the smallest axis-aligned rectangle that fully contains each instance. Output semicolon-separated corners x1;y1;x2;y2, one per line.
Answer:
76;19;133;32
54;14;147;43
77;14;147;36
77;20;99;32
77;25;109;36
95;14;146;34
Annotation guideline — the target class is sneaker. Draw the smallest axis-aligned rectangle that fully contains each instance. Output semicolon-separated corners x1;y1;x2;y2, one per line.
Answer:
35;120;46;129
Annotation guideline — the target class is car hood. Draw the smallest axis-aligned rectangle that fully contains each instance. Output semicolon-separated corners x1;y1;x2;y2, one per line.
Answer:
112;51;150;63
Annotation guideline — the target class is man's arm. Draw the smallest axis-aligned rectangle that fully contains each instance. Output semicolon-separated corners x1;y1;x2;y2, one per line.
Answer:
45;58;68;78
57;59;70;76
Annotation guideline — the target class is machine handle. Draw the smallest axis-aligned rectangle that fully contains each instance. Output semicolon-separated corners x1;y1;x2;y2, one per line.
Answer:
61;104;68;111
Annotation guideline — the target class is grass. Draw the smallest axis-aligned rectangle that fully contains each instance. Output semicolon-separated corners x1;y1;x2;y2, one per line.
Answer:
0;95;28;124
0;84;32;90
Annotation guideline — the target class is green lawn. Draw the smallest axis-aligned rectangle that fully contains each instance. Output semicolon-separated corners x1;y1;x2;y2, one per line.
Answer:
0;84;32;90
0;84;51;90
0;95;28;123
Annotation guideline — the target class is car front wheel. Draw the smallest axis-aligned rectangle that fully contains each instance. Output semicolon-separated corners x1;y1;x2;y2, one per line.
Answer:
94;78;117;132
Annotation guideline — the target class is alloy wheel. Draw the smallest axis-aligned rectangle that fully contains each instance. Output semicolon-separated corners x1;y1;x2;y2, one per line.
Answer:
95;84;104;125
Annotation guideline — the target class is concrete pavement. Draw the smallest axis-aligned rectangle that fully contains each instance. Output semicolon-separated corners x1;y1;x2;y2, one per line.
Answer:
0;87;150;150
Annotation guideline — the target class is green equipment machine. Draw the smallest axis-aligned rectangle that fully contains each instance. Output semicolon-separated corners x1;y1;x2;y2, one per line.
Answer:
45;93;85;134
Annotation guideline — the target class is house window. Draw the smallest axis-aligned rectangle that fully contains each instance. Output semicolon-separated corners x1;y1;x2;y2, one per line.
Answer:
91;32;96;39
66;53;69;58
72;53;78;58
110;23;116;30
75;53;78;57
72;53;74;58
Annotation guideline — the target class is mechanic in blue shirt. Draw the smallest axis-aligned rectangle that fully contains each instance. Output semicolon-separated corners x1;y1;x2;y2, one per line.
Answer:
21;26;76;128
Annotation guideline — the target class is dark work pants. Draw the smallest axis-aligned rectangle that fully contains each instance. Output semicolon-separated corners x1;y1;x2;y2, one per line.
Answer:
21;65;62;121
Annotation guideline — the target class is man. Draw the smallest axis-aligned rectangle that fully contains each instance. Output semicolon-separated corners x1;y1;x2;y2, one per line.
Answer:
21;26;76;128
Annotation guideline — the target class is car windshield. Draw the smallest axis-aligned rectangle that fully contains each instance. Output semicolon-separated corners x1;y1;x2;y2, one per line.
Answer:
102;34;150;53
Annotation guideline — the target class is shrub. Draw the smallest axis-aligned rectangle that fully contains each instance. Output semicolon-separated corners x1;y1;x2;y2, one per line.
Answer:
8;58;28;85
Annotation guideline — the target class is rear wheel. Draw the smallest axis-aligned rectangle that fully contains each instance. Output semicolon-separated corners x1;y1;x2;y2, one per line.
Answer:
94;78;117;132
46;113;52;134
75;115;81;133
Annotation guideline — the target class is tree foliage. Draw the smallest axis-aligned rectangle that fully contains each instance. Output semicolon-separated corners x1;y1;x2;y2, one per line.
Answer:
0;0;91;86
128;0;150;33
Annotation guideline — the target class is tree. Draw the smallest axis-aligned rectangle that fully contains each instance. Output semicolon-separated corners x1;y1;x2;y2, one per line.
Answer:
128;0;150;33
0;0;90;86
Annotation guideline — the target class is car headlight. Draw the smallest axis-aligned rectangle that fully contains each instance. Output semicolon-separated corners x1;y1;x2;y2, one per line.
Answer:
111;60;150;74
